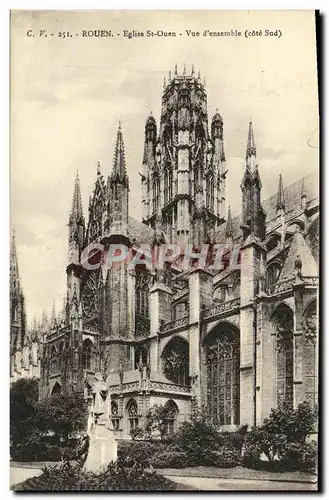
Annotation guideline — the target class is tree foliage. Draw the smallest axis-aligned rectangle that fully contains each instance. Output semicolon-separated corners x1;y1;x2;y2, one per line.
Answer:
244;401;318;469
10;381;88;461
145;404;176;440
36;391;88;444
10;378;39;446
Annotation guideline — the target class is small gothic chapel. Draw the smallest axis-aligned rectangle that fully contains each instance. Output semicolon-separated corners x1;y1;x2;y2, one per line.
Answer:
11;65;319;438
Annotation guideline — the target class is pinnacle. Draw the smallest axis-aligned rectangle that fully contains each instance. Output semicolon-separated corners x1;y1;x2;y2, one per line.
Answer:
111;124;128;181
276;173;285;212
70;171;84;220
226;206;233;237
246;120;256;159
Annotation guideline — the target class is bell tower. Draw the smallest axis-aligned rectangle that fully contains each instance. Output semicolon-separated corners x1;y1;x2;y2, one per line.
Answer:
141;65;227;248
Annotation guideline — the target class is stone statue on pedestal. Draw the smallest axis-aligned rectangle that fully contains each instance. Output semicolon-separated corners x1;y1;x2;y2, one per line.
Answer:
83;372;117;472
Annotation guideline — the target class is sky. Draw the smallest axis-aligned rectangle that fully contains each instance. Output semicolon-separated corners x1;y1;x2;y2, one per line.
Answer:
10;10;319;324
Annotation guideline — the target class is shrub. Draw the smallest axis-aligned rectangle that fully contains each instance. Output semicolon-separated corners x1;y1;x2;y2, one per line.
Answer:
152;451;189;469
13;460;183;491
145;404;178;441
117;440;167;468
207;448;241;468
217;431;246;452
244;401;318;471
10;380;87;462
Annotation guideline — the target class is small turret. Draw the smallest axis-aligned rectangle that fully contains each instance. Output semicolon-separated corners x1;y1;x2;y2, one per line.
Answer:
276;174;285;213
225;206;233;240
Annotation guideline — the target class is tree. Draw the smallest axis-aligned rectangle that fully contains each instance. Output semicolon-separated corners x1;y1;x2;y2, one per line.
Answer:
36;391;88;445
145;404;176;441
245;401;318;465
10;378;39;446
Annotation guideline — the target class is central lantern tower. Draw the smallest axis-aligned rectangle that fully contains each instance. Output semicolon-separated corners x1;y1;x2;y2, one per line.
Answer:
141;64;227;249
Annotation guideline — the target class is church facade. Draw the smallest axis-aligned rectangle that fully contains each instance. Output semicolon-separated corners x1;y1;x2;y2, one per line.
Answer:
36;67;318;438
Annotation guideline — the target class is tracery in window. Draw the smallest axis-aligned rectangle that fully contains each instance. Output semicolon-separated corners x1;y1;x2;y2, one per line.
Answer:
127;399;139;434
82;339;93;370
111;401;120;431
272;304;294;408
205;324;240;426
162;337;189;386
163;400;179;437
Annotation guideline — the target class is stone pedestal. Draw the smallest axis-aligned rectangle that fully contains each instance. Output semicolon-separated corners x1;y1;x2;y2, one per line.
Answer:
84;421;117;473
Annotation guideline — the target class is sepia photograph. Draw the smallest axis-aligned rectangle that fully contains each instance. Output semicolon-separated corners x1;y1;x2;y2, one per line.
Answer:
10;10;319;491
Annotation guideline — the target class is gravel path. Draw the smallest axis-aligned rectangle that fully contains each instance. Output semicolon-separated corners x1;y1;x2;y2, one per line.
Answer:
10;467;42;488
165;476;317;491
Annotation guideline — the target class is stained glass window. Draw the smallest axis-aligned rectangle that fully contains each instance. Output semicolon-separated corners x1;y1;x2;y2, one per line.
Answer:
205;327;240;426
164;400;179;436
127;400;139;433
82;339;93;370
163;338;189;386
111;401;120;431
274;304;294;408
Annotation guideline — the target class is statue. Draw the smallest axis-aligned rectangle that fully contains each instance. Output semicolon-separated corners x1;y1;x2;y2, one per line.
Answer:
83;372;117;472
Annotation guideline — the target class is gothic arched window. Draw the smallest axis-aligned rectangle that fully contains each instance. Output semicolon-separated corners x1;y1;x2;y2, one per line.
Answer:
51;345;57;374
303;300;317;406
162;337;189;386
135;276;149;318
126;399;139;434
164;400;179;436
273;304;294;408
111;400;120;431
82;339;93;370
205;325;240;426
51;381;61;395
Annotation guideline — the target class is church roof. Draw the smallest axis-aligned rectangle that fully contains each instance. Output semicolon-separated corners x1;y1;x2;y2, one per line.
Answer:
215;173;318;243
128;216;154;244
278;229;318;282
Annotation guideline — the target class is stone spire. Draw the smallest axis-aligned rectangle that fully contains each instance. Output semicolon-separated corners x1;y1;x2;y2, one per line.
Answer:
41;309;48;332
246;121;256;170
225;206;233;238
51;299;57;328
70;171;84;222
111;123;128;183
10;229;19;292
276;174;285;212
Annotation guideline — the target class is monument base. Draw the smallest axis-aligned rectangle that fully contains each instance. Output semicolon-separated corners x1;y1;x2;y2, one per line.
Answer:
84;421;118;473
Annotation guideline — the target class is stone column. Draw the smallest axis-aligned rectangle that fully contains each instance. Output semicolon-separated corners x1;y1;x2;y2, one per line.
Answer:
240;236;266;427
188;268;213;406
256;299;276;423
293;281;305;407
149;282;172;371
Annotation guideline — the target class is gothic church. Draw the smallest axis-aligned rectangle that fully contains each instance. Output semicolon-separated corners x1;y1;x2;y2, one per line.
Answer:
11;66;319;438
